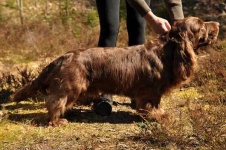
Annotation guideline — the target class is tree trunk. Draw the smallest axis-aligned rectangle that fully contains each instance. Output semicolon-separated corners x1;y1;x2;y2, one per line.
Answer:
16;0;24;25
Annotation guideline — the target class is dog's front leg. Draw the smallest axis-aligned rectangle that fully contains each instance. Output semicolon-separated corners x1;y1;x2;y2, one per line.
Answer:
136;95;166;121
46;95;68;126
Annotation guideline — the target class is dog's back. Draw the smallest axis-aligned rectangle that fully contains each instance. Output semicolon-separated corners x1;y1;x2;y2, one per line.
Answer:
75;45;164;97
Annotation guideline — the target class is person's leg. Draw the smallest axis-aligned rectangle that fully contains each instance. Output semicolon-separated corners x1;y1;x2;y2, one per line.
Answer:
96;0;120;47
126;0;151;46
95;0;120;115
126;0;150;109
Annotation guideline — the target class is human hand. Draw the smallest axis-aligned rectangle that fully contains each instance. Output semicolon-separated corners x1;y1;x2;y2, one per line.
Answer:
144;11;171;34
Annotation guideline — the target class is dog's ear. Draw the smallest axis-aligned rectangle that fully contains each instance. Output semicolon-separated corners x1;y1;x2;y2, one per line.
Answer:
171;18;198;81
185;17;205;48
172;32;197;82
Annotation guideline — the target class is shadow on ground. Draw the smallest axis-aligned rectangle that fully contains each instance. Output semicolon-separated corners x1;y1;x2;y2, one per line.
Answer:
5;102;143;126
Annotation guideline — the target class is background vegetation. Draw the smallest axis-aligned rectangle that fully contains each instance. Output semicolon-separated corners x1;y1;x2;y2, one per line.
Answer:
0;0;225;149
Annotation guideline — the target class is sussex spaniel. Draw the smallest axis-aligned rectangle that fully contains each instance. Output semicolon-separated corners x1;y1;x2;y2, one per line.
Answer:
13;17;219;126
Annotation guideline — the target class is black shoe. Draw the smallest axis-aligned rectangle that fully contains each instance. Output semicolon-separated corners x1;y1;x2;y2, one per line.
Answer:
93;97;112;116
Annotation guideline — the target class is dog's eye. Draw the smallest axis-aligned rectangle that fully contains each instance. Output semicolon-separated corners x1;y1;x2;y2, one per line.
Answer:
209;31;215;36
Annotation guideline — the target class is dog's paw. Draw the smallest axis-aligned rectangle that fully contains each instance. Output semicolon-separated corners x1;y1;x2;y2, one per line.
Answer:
49;118;68;127
144;108;169;122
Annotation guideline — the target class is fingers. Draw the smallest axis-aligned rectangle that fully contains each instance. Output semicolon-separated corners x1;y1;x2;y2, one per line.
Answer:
160;19;171;33
155;19;171;34
165;21;171;31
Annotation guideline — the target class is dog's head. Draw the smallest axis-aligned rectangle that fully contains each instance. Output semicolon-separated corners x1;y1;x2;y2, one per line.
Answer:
200;21;219;45
165;17;219;81
171;17;219;49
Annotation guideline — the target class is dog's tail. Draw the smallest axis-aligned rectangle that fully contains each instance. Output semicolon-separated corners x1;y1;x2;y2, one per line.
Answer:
13;52;75;102
13;82;39;102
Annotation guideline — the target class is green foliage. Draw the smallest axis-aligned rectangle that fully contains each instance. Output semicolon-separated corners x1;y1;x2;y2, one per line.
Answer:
120;0;126;20
85;8;98;27
5;0;17;9
59;0;74;27
0;6;6;23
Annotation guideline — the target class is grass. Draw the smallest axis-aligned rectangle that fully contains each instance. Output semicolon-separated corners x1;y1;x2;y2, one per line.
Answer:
0;100;144;149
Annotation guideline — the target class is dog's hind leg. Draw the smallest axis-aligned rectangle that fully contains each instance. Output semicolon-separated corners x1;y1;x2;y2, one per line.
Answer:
46;94;68;126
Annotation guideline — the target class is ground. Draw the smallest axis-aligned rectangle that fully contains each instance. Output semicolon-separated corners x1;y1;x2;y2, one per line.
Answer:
1;86;225;149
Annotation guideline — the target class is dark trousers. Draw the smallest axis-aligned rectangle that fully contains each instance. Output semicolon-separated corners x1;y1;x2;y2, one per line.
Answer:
96;0;151;47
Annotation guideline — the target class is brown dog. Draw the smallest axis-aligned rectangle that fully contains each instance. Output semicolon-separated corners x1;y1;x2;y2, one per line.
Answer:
13;17;219;126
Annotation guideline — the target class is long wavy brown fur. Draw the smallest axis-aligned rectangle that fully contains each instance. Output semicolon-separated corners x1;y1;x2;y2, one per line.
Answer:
13;17;219;126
